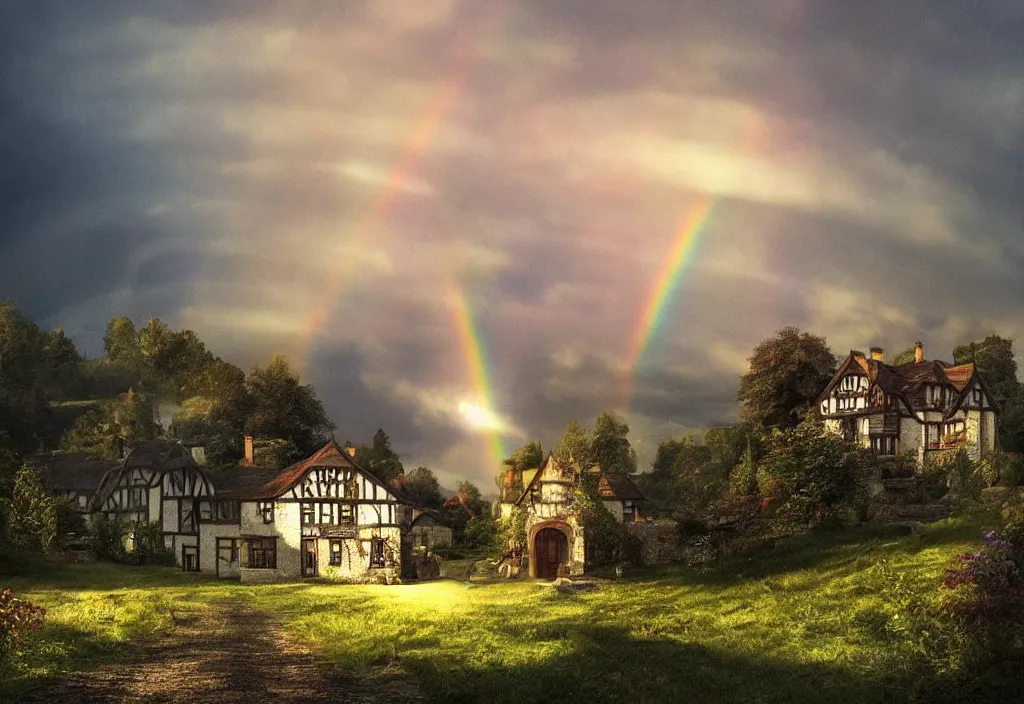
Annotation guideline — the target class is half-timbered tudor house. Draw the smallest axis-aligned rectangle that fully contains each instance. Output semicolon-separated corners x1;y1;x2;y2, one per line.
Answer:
209;440;411;583
83;439;411;582
816;343;1000;463
508;454;646;579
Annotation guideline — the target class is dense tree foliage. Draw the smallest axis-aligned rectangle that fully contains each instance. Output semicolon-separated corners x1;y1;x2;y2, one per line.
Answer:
737;327;838;429
244;355;336;455
553;420;592;467
890;346;918;366
60;390;162;460
356;428;405;483
398;466;444;509
590;411;637;474
503;441;543;471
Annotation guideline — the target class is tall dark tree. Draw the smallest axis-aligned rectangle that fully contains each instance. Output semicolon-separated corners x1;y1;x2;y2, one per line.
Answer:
244;355;335;454
42;327;82;399
0;304;53;449
553;420;592;467
356;428;405;483
590;411;637;474
103;316;142;378
737;327;838;429
172;360;251;465
60;389;162;459
400;466;444;509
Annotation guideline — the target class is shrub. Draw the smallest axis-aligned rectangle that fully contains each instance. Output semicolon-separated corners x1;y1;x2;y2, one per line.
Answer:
756;418;867;527
497;506;528;559
570;483;642;567
89;513;129;562
6;465;58;554
0;589;46;669
131;521;176;566
462;515;498;550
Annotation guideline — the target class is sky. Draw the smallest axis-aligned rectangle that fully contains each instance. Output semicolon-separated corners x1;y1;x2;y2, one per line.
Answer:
2;1;1024;491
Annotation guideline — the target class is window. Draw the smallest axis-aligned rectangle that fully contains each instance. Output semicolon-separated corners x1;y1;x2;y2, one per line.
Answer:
128;487;147;508
319;502;335;525
871;436;897;455
179;501;197;533
340;503;355;526
198;500;240;523
247;538;277;569
942;421;967;447
369;538;386;568
258;501;274;524
301;502;316;526
329;539;343;566
622;501;636;523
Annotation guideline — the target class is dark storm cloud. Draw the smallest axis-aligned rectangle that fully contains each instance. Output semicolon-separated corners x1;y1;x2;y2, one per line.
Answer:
3;0;1024;485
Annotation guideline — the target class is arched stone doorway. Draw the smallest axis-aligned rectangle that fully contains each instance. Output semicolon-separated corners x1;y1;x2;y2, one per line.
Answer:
532;526;570;579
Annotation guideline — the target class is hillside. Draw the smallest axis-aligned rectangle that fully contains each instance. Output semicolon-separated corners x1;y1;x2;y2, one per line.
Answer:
4;507;1014;703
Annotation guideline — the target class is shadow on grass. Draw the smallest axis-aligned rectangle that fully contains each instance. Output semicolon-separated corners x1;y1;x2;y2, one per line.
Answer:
402;622;913;704
1;620;135;703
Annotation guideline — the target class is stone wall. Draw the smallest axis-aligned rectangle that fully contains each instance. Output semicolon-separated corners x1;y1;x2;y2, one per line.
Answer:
625;521;687;566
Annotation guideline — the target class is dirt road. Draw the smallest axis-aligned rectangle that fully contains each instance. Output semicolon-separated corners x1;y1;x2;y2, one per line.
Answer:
19;601;423;704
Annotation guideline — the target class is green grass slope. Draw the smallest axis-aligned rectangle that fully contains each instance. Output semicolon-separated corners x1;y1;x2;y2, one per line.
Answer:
2;509;1002;703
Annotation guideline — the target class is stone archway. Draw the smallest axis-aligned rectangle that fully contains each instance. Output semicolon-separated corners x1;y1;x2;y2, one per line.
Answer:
529;521;573;579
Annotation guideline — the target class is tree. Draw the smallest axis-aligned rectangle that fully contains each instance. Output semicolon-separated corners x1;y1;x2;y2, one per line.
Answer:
6;465;58;553
0;303;52;450
244;355;335;454
41;327;82;399
503;441;543;471
60;389;162;459
553;420;592;467
591;411;637;474
172;361;251;466
400;466;444;508
356;428;405;483
103;316;141;377
737;327;838;429
757;417;869;527
953;335;1019;402
442;480;489;543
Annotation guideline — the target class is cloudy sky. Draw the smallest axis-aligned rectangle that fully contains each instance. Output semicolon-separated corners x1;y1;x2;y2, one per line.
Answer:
3;1;1024;490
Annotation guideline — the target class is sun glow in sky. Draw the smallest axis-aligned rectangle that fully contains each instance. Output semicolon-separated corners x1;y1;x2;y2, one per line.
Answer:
3;2;1024;491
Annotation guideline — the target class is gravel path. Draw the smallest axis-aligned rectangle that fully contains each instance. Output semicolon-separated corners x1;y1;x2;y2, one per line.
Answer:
19;600;423;704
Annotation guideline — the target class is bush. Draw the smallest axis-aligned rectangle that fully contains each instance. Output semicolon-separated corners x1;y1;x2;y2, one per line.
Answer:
462;515;498;550
0;589;46;670
131;521;176;566
89;513;129;562
570;483;642;567
756;418;868;527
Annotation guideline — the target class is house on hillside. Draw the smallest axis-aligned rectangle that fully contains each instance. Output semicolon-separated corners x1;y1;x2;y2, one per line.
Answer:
82;439;414;582
501;454;646;579
816;343;1000;463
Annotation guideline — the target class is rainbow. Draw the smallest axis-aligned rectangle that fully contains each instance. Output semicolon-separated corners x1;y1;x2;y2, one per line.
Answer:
620;192;716;407
298;2;510;369
450;283;507;470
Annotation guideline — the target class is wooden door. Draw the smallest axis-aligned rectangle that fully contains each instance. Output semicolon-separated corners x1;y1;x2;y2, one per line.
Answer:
534;528;567;579
301;538;318;578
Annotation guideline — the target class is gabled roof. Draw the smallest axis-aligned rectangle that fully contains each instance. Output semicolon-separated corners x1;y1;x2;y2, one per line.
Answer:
27;453;118;493
818;349;997;421
513;453;571;507
222;440;412;503
597;473;646;502
89;442;209;511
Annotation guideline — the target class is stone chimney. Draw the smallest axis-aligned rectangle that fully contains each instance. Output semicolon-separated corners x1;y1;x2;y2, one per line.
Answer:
915;341;924;364
344;443;357;458
870;347;884;362
244;435;254;465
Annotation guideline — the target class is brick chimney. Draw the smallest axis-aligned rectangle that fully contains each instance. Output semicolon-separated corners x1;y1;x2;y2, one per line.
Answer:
344;443;357;458
870;347;884;362
244;435;254;465
915;342;924;364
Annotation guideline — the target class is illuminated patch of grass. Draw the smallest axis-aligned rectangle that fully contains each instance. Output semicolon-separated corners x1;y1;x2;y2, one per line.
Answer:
0;509;1001;703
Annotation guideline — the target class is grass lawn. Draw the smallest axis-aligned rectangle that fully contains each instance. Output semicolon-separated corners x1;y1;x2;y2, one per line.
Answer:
2;509;1002;703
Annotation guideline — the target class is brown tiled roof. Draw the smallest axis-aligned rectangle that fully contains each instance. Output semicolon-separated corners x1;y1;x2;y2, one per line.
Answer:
28;453;117;493
597;473;646;502
819;350;989;420
223;440;411;503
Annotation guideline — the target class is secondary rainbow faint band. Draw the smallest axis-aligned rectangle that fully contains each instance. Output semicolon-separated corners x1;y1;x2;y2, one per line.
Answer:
298;2;510;371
